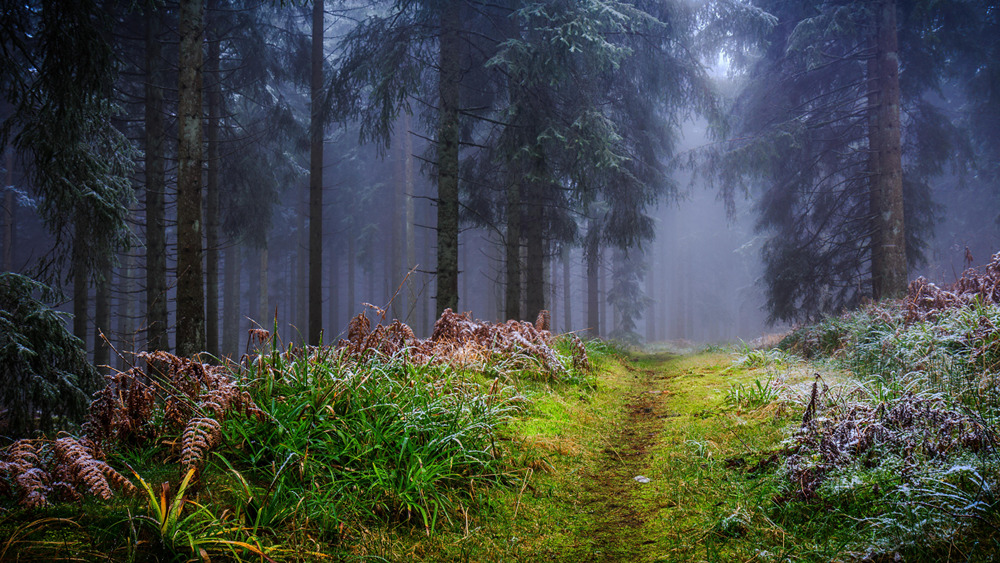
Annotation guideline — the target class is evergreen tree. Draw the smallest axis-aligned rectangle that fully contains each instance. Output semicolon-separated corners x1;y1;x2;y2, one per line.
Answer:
709;0;976;322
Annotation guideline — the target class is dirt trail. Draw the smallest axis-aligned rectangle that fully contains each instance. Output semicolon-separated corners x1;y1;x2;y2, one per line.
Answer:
579;355;677;562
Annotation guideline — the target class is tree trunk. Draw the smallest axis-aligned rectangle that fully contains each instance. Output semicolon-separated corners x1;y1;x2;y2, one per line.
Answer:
259;244;269;327
222;243;239;357
327;243;339;339
504;179;521;320
391;118;404;319
645;249;656;342
308;0;324;345
347;232;356;318
73;219;89;351
205;9;221;358
586;242;600;338
2;147;13;271
404;112;416;323
93;262;111;373
525;185;545;322
435;1;461;315
176;0;205;358
562;246;572;332
145;9;168;352
870;0;907;299
116;251;135;370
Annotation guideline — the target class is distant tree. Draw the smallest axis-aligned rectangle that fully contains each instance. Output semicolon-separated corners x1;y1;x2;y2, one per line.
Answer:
175;0;205;358
144;2;169;353
710;0;976;322
309;0;325;345
333;0;479;316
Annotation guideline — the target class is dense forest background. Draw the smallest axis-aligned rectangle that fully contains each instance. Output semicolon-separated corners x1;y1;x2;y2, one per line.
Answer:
2;0;999;373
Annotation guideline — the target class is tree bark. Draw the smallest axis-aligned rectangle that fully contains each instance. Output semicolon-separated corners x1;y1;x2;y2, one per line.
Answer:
435;1;461;315
347;231;356;318
504;179;521;320
2;147;13;271
259;244;269;327
309;0;324;344
176;0;205;358
404;112;416;323
116;251;135;369
562;246;572;332
145;8;167;352
586;239;600;337
205;8;221;357
870;0;907;299
525;182;545;321
93;261;111;373
73;218;89;350
222;243;239;357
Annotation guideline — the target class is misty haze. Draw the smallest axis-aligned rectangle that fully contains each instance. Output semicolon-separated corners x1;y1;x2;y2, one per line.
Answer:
1;0;999;560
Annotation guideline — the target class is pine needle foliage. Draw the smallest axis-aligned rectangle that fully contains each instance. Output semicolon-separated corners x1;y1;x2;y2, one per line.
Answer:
0;272;99;439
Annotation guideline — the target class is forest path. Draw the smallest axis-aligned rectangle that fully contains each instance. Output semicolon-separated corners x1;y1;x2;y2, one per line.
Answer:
553;350;784;563
577;352;679;561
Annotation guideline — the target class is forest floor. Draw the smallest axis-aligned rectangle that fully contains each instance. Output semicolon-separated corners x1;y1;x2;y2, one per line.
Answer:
370;347;835;562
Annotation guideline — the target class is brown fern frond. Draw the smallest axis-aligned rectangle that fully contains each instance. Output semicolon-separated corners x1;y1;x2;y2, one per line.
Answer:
3;440;50;508
55;437;113;500
570;335;585;367
535;309;551;332
16;467;49;508
180;417;222;477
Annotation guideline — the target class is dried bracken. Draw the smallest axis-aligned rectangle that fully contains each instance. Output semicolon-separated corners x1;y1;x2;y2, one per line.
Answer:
180;417;222;478
1;440;49;508
569;334;591;371
904;251;1000;322
336;307;580;377
85;367;156;447
786;392;994;498
53;436;136;500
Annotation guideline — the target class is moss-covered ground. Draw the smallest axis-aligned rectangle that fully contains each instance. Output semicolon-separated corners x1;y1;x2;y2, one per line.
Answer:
342;348;859;562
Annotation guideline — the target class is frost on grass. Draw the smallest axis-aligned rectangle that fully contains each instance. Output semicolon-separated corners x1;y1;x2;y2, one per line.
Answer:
786;385;993;499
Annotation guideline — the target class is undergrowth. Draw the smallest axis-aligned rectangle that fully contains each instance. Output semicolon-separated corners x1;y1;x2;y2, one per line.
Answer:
0;308;605;561
771;254;1000;560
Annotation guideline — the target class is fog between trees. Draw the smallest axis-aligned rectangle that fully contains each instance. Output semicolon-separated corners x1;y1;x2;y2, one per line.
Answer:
2;0;998;369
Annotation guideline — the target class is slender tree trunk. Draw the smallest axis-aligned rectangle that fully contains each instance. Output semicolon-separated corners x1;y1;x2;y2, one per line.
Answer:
327;244;338;339
646;250;656;342
308;0;324;344
94;261;111;373
347;233;356;318
504;179;521;320
145;9;167;352
117;251;135;369
586;242;600;337
2;147;13;271
176;0;205;358
870;0;907;299
391;118;404;319
222;244;239;357
259;245;269;327
205;10;221;358
404;112;416;323
435;1;461;315
525;185;545;321
562;246;571;332
296;189;306;336
73;219;89;350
